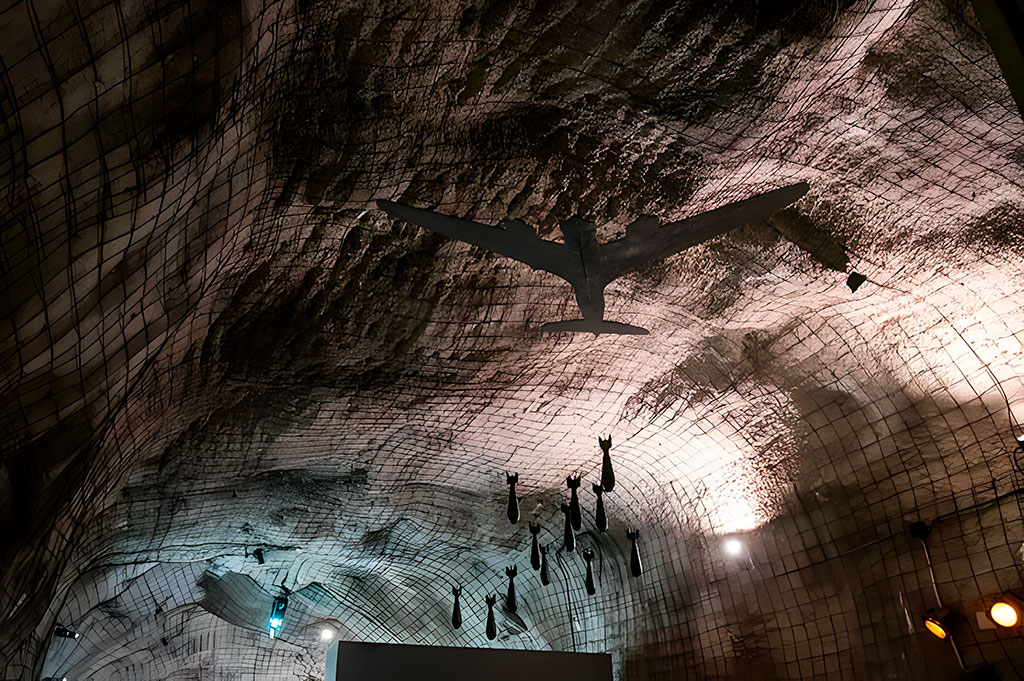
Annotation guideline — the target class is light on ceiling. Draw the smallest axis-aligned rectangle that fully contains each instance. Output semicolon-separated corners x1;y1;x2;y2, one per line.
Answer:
987;593;1024;628
990;603;1018;628
723;538;744;556
53;626;79;640
923;608;955;639
320;627;335;641
268;595;288;638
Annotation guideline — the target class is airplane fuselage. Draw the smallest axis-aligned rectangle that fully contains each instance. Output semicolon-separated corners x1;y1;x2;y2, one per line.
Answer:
557;217;607;322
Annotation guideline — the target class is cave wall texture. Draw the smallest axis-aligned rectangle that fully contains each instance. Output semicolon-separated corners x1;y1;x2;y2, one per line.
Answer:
3;0;1024;678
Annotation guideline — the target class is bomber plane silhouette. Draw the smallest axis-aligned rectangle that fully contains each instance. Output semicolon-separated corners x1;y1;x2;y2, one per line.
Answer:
377;181;809;335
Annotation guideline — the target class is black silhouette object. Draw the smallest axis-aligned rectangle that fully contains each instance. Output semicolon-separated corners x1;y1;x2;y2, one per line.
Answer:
847;271;867;292
592;484;608;532
377;182;809;335
485;595;497;640
599;436;615;492
529;523;542;570
505;565;518;613
506;473;520;524
628;530;643;577
582;549;596;596
566;475;582;530
540;545;551;586
451;585;462;629
561;503;575;552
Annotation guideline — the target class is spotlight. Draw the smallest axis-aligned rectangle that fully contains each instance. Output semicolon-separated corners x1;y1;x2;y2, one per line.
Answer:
723;538;744;556
268;595;288;638
320;627;335;641
987;593;1024;629
990;602;1018;628
53;626;79;640
1016;434;1024;452
923;608;957;639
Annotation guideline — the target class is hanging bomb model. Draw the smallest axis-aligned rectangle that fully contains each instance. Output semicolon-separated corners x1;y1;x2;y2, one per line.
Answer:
506;473;520;524
566;475;582;531
485;595;498;640
599;436;615;492
592;483;607;532
540;545;551;585
582;549;596;595
529;523;542;570
627;529;643;577
561;503;575;552
451;585;462;629
505;565;518;613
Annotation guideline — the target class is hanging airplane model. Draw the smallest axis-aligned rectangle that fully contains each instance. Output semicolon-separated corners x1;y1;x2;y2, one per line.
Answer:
377;181;809;335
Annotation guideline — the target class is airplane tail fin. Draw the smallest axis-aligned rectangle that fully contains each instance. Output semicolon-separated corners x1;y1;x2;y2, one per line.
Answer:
541;319;649;336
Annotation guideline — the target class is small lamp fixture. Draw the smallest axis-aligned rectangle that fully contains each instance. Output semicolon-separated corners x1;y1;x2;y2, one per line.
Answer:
987;593;1024;628
723;538;744;556
923;608;956;639
53;626;80;640
268;595;288;638
320;627;335;642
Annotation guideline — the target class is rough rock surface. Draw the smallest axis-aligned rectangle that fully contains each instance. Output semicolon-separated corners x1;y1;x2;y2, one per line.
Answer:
3;0;1024;679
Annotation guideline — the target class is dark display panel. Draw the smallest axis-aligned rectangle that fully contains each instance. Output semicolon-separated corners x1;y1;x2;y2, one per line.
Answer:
326;641;612;681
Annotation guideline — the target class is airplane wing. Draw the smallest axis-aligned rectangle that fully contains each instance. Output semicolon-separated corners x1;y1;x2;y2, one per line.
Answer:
377;200;584;282
591;181;810;282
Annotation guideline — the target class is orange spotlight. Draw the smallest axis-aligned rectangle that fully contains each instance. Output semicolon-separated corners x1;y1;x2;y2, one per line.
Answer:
987;593;1024;629
923;608;956;639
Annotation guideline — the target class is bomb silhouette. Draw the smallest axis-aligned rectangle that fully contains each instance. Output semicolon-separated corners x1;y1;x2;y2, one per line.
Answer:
505;566;518;613
540;545;551;585
628;529;643;577
529;523;541;570
592;483;607;532
599;436;615;492
485;594;498;640
566;475;582;531
582;549;596;595
506;473;520;524
561;503;575;552
451;585;463;629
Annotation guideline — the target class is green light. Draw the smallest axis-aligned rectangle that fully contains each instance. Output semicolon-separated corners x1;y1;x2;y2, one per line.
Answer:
268;596;288;638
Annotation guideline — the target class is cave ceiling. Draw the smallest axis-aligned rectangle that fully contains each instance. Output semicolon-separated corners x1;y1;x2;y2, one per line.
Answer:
3;0;1024;679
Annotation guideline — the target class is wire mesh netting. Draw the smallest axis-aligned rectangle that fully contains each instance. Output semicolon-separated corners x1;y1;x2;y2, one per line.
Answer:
3;0;1024;679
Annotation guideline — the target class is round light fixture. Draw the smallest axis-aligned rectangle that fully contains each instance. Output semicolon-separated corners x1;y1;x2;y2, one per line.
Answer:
924;616;948;638
986;593;1024;628
723;538;743;556
320;627;335;641
922;608;955;639
990;602;1019;628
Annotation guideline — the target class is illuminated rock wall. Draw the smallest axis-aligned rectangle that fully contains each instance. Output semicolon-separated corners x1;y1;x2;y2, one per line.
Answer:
3;0;1024;678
